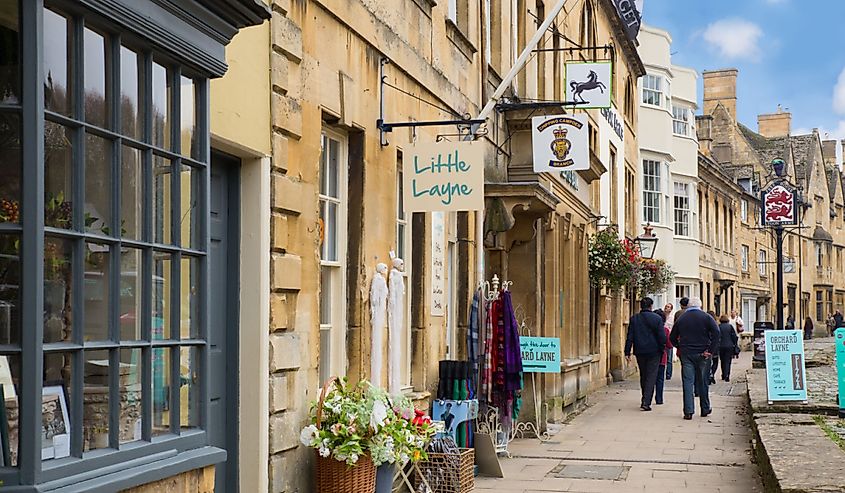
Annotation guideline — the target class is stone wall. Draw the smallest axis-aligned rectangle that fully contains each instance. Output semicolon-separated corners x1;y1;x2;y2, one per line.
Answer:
120;466;215;493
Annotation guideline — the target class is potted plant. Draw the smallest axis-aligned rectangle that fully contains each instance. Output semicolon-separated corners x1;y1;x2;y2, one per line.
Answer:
588;225;637;292
299;379;433;493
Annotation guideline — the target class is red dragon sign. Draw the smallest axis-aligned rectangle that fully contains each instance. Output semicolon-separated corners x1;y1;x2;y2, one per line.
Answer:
762;184;796;226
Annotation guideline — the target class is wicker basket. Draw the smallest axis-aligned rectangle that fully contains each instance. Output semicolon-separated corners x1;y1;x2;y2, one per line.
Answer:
414;448;474;493
314;377;377;493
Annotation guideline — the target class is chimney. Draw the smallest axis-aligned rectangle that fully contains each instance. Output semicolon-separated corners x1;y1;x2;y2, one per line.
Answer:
822;140;837;166
696;115;713;155
703;69;738;121
757;104;791;138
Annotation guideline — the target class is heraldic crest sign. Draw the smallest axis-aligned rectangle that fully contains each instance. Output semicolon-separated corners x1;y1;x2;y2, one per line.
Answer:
532;114;588;173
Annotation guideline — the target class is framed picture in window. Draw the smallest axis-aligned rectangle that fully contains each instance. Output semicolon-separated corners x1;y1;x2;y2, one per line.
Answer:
41;384;70;460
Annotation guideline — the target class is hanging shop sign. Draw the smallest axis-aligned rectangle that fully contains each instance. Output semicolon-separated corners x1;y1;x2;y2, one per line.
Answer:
532;114;589;173
520;336;561;373
565;62;613;109
761;182;797;226
836;329;845;415
431;212;446;316
404;142;484;212
612;0;643;42
764;329;808;402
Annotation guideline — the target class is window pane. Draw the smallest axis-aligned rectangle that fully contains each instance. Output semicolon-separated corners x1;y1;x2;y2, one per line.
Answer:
152;251;171;340
1;353;20;466
83;349;109;451
0;2;20;105
153;155;172;244
151;62;171;149
119;248;142;341
120;47;144;139
44;236;73;343
319;200;326;258
0;234;20;345
320;266;332;325
152;347;170;436
179;346;199;428
180;165;199;249
121;146;142;240
396;223;405;261
43;9;72;115
180;256;198;339
42;352;72;461
319;134;327;196
328;139;339;198
45;123;73;229
83;28;110;128
180;76;196;159
85;133;112;234
83;243;110;341
118;348;142;444
0;112;21;222
327;202;337;261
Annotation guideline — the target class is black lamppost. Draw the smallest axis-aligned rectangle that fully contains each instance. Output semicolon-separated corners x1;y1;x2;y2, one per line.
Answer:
770;158;788;329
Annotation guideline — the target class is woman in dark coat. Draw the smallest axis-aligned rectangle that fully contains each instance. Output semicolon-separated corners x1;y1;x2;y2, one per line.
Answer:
718;314;739;382
804;317;814;340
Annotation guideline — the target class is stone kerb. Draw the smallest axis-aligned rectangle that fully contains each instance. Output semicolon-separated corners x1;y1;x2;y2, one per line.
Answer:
747;337;845;492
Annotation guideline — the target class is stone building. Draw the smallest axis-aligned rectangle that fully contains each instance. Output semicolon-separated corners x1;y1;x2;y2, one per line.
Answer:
232;0;647;490
635;25;700;308
696;68;845;332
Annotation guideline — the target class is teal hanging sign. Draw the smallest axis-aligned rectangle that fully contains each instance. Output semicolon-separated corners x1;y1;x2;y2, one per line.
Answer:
520;337;561;373
764;330;808;403
835;328;845;415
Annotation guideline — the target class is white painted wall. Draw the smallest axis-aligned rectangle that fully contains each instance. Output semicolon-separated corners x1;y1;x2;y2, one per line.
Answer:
638;24;701;301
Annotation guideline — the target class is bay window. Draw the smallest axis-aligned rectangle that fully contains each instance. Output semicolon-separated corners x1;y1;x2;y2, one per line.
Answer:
643;160;661;224
672;105;691;136
673;182;690;236
0;0;270;488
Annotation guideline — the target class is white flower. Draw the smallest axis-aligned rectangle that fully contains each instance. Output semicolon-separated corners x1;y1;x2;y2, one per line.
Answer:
319;445;331;457
370;400;388;431
350;453;360;464
299;425;318;447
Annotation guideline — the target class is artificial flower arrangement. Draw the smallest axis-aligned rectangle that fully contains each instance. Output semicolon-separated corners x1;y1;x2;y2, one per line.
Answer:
300;378;435;467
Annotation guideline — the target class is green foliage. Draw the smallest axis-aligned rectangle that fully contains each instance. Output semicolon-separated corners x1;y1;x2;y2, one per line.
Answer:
300;379;434;467
588;225;637;291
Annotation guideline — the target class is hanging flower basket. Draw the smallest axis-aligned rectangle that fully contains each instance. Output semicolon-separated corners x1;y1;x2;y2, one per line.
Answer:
588;225;637;292
634;258;675;296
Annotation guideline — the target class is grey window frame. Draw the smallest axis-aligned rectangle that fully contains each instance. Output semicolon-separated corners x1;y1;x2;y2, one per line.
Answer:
0;1;231;489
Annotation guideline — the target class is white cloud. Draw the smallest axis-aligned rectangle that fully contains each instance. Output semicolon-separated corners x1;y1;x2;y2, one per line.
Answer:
702;18;764;61
834;68;845;115
795;121;845;167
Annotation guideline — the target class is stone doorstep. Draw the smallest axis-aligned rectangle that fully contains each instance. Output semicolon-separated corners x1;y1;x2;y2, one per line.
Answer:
753;413;845;493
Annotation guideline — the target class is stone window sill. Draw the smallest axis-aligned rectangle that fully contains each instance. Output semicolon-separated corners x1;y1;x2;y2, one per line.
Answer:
446;19;477;61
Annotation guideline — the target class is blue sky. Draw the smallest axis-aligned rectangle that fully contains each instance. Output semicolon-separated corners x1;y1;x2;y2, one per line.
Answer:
640;0;845;151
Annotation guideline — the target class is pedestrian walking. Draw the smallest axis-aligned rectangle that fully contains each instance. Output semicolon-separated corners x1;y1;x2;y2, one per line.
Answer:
707;310;718;384
804;317;814;340
673;297;689;324
835;310;844;331
663;303;675;380
625;297;667;411
729;309;745;334
669;297;720;420
786;315;795;330
717;314;739;382
654;309;673;405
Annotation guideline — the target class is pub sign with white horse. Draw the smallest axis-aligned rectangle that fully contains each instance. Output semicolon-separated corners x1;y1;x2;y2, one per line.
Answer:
565;61;612;109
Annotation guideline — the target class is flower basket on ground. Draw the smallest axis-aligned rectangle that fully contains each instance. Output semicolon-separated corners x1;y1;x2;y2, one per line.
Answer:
300;378;434;493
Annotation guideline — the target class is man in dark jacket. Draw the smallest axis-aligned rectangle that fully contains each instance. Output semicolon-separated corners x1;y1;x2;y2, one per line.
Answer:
669;296;720;420
625;297;667;411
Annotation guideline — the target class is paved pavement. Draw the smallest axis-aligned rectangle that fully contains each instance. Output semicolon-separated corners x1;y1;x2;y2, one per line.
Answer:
475;352;763;493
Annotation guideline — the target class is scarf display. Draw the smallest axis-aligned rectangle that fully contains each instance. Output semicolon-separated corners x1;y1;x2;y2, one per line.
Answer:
473;286;524;427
